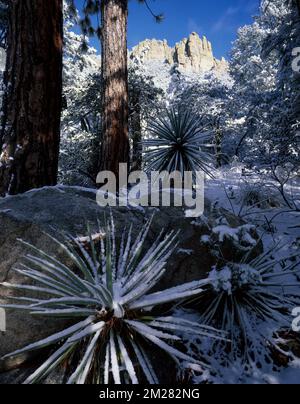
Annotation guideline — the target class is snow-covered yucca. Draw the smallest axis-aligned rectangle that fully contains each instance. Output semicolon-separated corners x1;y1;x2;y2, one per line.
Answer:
198;244;300;368
143;107;213;177
0;215;223;384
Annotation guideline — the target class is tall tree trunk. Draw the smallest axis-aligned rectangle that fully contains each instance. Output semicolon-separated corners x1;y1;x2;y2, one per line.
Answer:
100;0;129;178
0;0;63;196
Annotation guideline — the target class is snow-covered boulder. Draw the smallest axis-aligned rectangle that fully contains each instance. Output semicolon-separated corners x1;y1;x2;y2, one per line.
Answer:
0;186;261;371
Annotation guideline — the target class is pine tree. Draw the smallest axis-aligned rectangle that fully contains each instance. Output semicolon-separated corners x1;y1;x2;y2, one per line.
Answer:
0;0;63;196
99;0;129;177
76;0;163;178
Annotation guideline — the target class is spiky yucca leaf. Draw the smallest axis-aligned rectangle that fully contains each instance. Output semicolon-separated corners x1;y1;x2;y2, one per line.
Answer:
0;215;223;384
198;243;300;369
143;107;213;177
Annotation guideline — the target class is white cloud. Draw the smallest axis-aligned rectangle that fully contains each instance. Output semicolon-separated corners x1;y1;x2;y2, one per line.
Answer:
211;6;240;33
187;18;202;35
211;0;259;33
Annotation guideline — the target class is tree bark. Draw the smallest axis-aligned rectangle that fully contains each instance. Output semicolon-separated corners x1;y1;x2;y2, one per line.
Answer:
99;0;129;178
0;0;63;196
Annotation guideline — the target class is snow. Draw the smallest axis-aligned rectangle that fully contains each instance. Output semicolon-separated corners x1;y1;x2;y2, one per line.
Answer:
177;248;194;255
0;0;299;386
205;165;300;255
209;266;233;295
18;184;98;197
212;224;257;245
212;225;240;242
209;263;262;295
200;235;210;244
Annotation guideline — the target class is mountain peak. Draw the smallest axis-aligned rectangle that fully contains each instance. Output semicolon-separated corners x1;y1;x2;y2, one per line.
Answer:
130;33;228;74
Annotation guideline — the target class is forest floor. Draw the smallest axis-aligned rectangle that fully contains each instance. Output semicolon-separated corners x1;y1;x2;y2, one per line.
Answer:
206;165;300;254
202;165;300;384
1;165;299;384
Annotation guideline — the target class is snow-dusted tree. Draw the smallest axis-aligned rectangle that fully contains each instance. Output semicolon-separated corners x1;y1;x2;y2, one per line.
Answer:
230;0;300;168
261;0;300;168
60;2;101;186
0;0;63;196
72;0;163;179
61;1;164;184
129;67;163;170
60;57;163;184
173;71;233;166
230;15;278;164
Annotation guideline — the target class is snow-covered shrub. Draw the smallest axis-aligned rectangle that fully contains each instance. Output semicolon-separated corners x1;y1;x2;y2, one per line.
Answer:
60;6;101;186
172;72;235;166
212;224;257;248
59;127;99;187
198;245;300;371
143;107;213;176
238;180;281;210
200;222;260;262
209;264;262;296
0;215;223;384
270;163;300;211
128;67;165;170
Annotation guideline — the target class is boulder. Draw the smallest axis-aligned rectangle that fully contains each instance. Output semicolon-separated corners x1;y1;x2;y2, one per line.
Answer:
0;186;261;376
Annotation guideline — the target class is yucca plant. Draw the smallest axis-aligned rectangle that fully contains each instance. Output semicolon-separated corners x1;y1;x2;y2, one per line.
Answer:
143;107;213;177
197;244;300;369
0;215;223;384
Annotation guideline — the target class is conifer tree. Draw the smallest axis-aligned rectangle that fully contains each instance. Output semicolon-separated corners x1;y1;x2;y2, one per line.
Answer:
0;0;63;195
76;0;163;178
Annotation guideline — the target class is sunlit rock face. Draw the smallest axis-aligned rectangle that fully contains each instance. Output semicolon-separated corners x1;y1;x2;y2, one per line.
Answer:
131;39;174;65
130;32;228;74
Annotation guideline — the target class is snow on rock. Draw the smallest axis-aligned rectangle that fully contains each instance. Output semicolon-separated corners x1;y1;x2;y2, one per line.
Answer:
130;33;228;76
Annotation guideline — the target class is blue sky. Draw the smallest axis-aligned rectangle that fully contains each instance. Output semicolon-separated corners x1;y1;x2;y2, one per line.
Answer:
75;0;260;59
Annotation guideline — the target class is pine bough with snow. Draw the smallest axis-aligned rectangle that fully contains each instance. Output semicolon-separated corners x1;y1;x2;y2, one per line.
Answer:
0;215;223;384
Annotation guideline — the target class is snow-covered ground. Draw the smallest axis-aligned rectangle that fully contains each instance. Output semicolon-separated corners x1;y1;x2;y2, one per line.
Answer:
199;164;300;384
205;164;300;253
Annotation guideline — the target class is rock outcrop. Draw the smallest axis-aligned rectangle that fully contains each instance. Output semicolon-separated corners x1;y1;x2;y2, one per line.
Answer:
131;39;174;65
130;32;228;74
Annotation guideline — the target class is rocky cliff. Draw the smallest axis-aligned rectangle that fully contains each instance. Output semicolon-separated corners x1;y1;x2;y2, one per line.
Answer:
130;32;228;74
